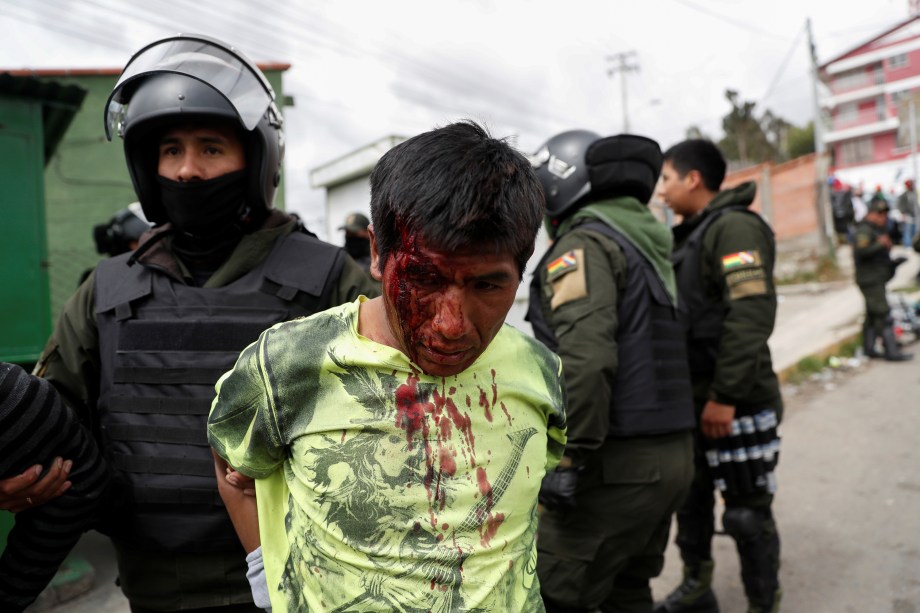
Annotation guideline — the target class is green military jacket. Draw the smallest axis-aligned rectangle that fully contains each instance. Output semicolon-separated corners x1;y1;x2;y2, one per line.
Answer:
852;219;895;287
533;197;675;452
672;182;782;411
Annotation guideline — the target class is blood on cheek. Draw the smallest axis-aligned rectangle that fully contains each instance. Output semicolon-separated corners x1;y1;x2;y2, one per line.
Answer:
386;238;438;362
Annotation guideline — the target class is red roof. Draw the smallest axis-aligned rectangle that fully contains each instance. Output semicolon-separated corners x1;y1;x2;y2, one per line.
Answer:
819;15;920;70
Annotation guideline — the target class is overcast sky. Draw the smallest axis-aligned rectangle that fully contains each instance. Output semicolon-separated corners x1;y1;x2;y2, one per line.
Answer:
1;0;910;240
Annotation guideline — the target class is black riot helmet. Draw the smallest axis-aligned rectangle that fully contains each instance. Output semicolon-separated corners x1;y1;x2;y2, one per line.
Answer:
92;202;152;257
530;129;599;222
104;34;284;226
532;130;663;224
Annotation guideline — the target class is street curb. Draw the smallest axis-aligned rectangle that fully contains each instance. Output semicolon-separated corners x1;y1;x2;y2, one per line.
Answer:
777;332;861;384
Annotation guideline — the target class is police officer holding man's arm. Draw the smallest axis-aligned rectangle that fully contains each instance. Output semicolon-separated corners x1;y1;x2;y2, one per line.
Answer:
528;131;695;613
0;34;377;613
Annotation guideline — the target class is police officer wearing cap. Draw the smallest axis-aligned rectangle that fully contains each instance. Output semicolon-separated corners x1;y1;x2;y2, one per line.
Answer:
338;211;372;273
528;131;695;612
854;194;912;361
0;35;378;612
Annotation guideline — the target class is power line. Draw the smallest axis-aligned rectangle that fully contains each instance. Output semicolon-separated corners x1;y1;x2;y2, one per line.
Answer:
670;0;793;41
760;23;807;103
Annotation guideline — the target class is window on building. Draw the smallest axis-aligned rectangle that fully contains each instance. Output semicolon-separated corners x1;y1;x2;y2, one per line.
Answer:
838;138;874;165
837;102;858;125
834;68;868;91
889;53;908;69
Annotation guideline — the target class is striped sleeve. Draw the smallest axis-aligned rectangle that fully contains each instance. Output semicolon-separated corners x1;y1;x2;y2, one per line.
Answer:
0;363;110;613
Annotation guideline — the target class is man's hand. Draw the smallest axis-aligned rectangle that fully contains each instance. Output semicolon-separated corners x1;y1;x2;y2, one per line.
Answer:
0;457;72;513
224;466;256;497
212;453;255;497
879;234;893;249
211;450;260;552
701;400;735;439
538;459;582;512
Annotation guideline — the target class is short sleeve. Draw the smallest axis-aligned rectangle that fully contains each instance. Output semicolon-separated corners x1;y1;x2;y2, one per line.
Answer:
208;336;286;478
542;352;568;471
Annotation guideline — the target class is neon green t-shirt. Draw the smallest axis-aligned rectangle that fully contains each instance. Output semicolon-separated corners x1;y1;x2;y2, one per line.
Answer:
209;297;567;612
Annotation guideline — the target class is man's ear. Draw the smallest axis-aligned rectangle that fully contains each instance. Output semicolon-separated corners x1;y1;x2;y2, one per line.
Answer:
685;169;704;192
368;225;383;281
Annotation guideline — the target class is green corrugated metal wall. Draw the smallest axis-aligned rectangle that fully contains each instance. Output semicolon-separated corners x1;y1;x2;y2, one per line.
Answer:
0;96;52;363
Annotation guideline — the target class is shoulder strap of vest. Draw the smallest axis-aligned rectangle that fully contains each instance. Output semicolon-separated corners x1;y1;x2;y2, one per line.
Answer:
94;253;153;320
672;205;763;265
261;230;345;309
578;220;674;306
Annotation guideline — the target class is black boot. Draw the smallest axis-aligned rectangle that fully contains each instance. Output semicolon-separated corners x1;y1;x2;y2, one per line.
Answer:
653;561;719;613
862;325;881;358
882;326;913;361
723;508;781;613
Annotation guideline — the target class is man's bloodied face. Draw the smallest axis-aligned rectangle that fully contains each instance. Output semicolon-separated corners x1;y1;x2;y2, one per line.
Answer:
370;232;520;378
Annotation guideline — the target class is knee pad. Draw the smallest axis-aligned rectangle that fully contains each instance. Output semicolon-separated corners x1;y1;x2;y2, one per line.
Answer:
722;507;766;543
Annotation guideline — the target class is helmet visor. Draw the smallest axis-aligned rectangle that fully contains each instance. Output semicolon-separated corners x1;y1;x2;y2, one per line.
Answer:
105;35;277;139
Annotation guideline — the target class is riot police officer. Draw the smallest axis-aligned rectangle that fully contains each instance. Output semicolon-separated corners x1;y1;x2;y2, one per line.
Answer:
0;34;378;612
528;131;695;612
853;194;912;361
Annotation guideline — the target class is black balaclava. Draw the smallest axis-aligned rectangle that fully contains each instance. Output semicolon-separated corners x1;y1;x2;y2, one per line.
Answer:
344;234;371;261
158;169;248;239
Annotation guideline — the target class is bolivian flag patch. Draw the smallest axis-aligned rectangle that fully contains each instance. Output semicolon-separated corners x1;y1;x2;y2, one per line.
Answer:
721;250;760;271
547;250;579;281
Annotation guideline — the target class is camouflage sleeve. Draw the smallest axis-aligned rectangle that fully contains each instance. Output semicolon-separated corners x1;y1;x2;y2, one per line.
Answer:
704;212;777;405
333;253;381;303
32;271;100;425
209;329;286;479
537;230;625;453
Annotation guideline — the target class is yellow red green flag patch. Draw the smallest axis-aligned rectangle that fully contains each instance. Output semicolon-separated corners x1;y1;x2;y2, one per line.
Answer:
721;250;760;271
547;250;579;280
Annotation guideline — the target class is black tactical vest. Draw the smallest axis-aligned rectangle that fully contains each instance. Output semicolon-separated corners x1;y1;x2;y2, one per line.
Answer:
671;206;768;376
529;221;695;438
93;231;344;552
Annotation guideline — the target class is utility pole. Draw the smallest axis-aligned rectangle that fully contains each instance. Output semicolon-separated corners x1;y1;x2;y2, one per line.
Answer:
607;51;639;133
806;18;836;262
806;19;825;155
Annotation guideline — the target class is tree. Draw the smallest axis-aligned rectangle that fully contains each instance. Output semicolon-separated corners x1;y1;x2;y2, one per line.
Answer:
685;125;711;140
787;122;816;159
681;89;814;164
718;89;779;165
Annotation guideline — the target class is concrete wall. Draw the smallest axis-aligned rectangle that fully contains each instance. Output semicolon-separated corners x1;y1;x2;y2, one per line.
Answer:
324;178;372;246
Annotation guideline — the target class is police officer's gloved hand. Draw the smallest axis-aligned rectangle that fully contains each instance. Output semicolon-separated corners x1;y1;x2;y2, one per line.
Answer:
538;457;583;512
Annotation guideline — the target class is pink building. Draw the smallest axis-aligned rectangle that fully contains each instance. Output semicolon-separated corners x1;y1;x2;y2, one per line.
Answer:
820;15;920;192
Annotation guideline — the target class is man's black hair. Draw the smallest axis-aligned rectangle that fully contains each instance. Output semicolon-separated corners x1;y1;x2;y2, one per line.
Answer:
370;120;544;278
662;139;727;192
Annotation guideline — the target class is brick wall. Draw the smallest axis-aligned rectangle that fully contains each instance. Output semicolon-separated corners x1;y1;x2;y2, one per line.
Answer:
722;153;824;253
